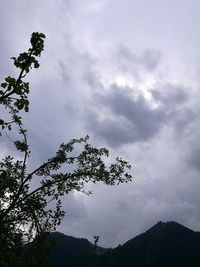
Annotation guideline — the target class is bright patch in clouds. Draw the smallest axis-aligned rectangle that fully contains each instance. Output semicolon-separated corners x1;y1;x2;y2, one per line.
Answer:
115;75;131;87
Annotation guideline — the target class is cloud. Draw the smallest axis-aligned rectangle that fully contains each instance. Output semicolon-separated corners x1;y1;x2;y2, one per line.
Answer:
85;82;190;147
151;83;189;106
1;0;200;248
114;45;161;75
188;146;200;172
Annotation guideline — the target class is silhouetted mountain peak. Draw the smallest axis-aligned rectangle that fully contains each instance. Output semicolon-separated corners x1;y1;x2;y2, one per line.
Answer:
122;221;196;250
146;221;194;236
103;221;200;267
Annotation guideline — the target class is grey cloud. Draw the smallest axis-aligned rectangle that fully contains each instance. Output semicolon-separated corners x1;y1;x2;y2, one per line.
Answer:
142;49;161;70
188;148;200;172
86;83;190;147
59;49;101;92
152;87;200;174
102;84;164;129
172;108;196;134
61;194;87;222
88;85;164;147
183;122;200;173
151;84;189;106
150;84;195;130
87;114;135;147
113;45;161;76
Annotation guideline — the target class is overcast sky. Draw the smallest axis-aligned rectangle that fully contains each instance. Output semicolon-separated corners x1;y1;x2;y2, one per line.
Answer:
1;0;200;247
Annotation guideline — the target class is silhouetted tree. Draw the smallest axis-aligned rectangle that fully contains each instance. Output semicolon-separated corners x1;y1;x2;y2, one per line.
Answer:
0;32;132;266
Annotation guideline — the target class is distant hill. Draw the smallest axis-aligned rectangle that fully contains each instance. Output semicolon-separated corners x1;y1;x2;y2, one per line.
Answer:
48;232;106;267
99;221;200;266
9;221;200;266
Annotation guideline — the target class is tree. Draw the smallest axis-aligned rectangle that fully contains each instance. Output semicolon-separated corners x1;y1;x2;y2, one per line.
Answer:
0;32;132;265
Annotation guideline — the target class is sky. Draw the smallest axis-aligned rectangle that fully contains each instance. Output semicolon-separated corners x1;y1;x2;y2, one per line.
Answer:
1;0;200;247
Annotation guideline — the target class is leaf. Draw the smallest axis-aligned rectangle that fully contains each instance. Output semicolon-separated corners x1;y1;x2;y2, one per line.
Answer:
1;83;7;88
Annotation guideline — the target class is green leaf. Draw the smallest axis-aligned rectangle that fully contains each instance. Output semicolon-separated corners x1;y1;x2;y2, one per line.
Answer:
1;83;7;88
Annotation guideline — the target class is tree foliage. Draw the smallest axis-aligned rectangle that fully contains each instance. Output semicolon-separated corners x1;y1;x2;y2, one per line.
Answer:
0;32;132;265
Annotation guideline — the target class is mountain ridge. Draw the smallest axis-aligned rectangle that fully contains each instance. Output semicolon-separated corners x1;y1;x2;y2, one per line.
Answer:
10;221;200;267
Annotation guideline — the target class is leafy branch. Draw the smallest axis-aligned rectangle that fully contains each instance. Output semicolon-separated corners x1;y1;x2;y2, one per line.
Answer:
0;32;132;266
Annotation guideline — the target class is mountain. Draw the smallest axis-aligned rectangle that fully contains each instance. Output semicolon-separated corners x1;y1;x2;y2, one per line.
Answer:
10;221;200;266
48;232;106;267
99;221;200;266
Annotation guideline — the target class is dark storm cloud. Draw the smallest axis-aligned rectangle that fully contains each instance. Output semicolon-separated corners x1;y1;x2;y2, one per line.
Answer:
86;83;190;147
